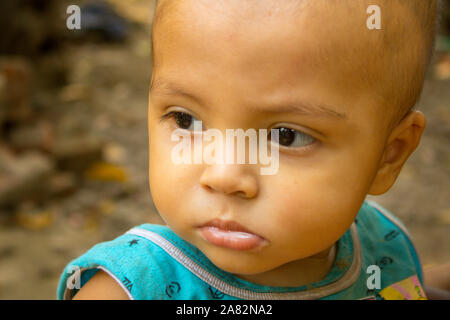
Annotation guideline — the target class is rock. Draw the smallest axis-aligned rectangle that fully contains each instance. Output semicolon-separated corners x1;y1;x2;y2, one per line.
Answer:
48;172;78;197
59;84;91;103
0;57;33;123
0;148;55;207
52;135;103;172
0;0;64;56
0;71;5;138
103;142;126;164
8;120;55;152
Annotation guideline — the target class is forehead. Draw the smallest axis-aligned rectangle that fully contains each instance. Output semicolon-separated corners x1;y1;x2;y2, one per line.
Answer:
152;0;380;117
154;1;315;71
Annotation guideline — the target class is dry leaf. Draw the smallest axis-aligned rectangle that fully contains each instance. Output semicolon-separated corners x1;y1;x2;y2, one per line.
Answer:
84;161;128;182
15;210;54;230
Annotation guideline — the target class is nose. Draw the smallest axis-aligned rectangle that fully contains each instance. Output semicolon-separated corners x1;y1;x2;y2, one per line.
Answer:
199;163;259;199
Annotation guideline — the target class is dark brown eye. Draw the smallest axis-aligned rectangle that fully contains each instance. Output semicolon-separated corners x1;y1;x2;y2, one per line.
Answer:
278;128;296;146
160;110;204;131
173;112;193;129
270;127;315;148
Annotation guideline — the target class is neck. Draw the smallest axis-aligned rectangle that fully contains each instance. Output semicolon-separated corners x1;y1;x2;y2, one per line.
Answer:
233;243;337;287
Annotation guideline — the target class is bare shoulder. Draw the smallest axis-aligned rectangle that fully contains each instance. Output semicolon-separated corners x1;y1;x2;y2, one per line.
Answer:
72;270;130;300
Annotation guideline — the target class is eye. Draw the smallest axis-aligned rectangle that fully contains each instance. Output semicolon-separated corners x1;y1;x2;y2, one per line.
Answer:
160;111;202;131
270;127;315;148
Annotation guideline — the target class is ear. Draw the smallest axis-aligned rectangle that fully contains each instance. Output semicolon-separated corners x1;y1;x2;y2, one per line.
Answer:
368;111;426;195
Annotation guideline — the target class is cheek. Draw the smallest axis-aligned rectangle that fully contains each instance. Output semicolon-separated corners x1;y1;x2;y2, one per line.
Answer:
264;154;374;254
149;126;185;215
148;125;204;226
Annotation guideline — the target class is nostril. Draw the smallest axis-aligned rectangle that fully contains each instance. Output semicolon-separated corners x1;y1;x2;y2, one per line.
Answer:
202;184;246;198
199;166;259;198
235;191;247;198
203;184;215;192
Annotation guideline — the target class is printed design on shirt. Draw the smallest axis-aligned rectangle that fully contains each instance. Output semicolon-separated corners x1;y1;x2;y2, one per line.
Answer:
379;275;426;300
122;277;133;292
208;286;224;299
376;256;394;270
128;239;140;247
384;230;400;241
359;295;376;300
165;281;181;298
365;289;384;300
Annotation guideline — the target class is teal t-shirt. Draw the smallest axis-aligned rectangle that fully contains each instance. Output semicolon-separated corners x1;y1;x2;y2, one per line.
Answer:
57;201;426;300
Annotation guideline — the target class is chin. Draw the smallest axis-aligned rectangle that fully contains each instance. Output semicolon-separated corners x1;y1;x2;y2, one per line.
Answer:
216;263;267;276
203;249;277;275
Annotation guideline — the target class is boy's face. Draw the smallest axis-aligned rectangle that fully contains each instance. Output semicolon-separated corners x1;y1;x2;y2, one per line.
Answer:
148;0;395;275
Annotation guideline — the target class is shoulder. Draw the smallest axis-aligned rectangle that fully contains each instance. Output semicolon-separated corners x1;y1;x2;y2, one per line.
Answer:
57;224;177;300
357;200;417;253
72;270;130;300
355;200;424;284
356;200;415;244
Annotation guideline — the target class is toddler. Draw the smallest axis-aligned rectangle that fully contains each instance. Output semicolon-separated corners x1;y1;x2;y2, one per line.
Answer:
57;0;441;300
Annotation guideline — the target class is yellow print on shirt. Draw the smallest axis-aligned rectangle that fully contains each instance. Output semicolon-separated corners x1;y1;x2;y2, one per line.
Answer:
379;275;427;300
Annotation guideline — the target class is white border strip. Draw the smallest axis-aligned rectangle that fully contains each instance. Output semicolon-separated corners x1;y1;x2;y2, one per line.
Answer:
126;224;361;300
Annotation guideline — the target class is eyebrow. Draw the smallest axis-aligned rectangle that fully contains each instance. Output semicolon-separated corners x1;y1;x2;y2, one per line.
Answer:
150;79;347;119
151;78;204;105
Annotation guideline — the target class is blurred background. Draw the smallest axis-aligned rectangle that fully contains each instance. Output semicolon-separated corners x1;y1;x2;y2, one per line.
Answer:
0;0;449;299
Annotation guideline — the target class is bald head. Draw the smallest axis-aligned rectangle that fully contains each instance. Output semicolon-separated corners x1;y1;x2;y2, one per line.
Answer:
151;0;440;128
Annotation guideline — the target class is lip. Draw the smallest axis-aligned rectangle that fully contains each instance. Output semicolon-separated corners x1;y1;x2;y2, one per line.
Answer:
198;219;268;251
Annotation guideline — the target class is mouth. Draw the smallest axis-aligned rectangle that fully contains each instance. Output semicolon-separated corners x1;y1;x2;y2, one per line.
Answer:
198;219;268;251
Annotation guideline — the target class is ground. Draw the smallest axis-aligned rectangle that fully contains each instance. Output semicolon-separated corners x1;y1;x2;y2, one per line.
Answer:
0;2;449;299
